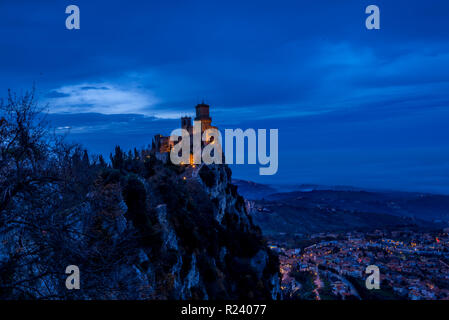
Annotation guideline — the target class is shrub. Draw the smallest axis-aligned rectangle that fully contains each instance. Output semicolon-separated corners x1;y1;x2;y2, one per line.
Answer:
122;175;147;227
199;165;216;188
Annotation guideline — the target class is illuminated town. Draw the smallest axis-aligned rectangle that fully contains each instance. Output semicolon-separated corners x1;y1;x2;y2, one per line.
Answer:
272;230;449;300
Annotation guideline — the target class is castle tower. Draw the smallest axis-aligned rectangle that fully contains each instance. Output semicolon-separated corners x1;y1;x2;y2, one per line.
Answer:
181;116;192;129
151;102;218;163
181;116;193;135
195;102;212;134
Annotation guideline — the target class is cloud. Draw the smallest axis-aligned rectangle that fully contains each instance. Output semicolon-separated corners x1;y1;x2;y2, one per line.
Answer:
295;41;449;118
80;86;110;91
45;83;160;115
45;91;71;98
41;39;449;124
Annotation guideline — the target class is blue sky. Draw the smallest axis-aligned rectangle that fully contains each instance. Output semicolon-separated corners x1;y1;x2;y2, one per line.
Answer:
1;0;449;193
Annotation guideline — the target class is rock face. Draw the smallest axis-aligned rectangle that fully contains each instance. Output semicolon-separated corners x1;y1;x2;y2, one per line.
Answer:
135;163;282;300
192;164;282;299
0;96;280;300
0;161;281;300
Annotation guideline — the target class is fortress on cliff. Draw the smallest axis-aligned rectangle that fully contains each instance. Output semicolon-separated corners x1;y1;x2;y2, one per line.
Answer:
152;102;218;163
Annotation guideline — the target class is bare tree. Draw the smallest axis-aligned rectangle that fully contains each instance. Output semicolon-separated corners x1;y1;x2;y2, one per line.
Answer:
0;89;144;299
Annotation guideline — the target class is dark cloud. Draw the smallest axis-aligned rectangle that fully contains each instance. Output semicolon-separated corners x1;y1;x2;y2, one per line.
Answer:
1;0;448;193
45;91;70;98
80;86;110;91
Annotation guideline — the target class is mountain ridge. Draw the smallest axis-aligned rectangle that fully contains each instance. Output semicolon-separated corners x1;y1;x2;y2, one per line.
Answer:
235;180;448;235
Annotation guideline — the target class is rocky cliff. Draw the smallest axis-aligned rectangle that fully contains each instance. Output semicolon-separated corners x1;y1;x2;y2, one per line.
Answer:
1;154;281;300
0;92;281;300
122;162;282;300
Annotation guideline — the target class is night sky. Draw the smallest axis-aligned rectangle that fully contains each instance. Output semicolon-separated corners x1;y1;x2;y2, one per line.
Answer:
1;0;449;193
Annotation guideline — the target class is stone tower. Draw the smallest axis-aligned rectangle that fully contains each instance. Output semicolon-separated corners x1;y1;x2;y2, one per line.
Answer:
195;102;212;134
181;116;193;135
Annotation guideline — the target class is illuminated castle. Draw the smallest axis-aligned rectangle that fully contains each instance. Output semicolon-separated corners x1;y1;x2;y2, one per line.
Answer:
152;102;217;162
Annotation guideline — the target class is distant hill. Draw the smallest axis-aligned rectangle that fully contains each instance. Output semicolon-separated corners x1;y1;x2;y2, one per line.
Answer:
264;190;449;222
236;181;449;235
232;179;278;200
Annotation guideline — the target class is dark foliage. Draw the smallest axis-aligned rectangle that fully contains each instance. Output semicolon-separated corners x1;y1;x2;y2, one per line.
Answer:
199;165;216;187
